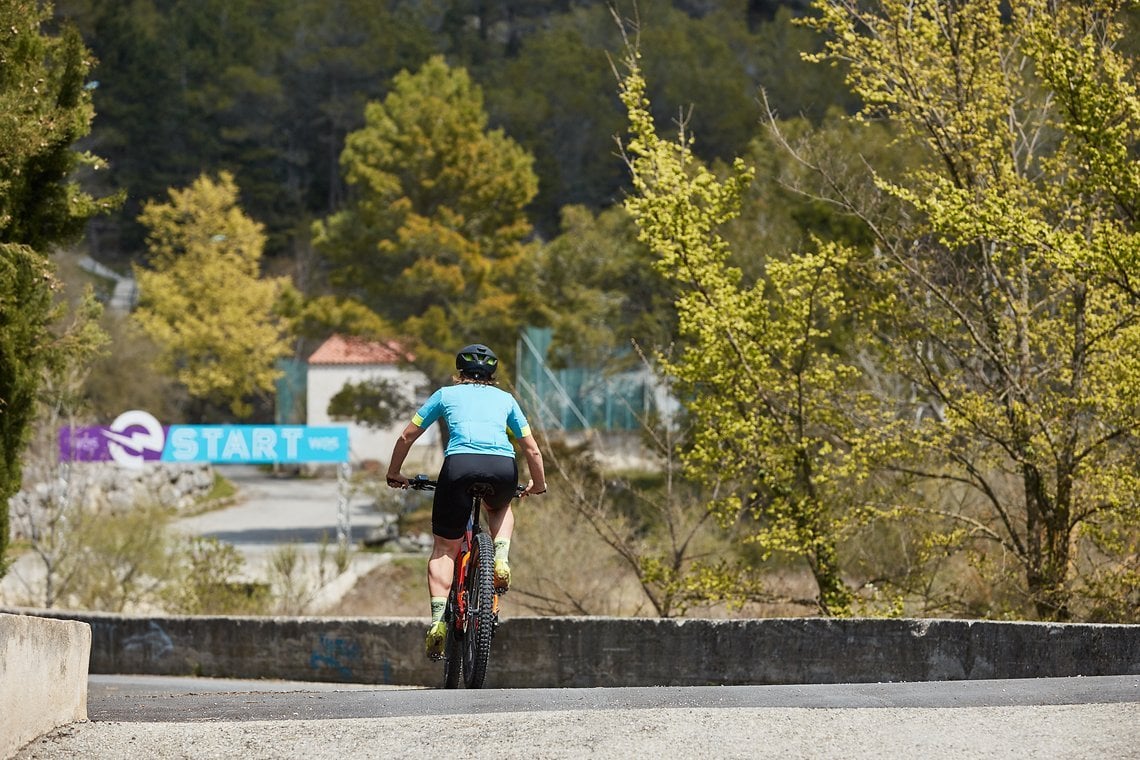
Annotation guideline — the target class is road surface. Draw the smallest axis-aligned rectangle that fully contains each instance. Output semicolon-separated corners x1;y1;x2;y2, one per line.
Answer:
15;675;1140;759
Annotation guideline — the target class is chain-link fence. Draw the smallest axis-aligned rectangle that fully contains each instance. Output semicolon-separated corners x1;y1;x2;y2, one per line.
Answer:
514;327;660;432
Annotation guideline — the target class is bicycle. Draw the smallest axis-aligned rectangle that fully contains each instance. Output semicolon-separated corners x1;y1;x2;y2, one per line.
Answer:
407;474;523;688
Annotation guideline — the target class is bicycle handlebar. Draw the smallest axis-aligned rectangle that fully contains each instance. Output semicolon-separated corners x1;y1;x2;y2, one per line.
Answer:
400;474;526;497
406;474;437;491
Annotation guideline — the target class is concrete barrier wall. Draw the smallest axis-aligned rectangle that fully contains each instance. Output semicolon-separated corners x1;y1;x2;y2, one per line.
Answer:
0;613;90;759
7;609;1139;689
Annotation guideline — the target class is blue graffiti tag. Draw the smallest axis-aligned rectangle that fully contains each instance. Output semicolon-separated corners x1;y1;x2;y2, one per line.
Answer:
309;635;361;679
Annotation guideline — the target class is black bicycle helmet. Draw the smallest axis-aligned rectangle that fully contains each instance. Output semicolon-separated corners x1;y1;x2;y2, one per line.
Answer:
456;343;499;378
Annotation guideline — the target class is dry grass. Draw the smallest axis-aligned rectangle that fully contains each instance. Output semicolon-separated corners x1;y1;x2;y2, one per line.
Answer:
323;477;832;620
326;555;429;618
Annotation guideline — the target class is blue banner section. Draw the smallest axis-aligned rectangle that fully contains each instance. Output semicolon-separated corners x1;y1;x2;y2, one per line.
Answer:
160;425;350;464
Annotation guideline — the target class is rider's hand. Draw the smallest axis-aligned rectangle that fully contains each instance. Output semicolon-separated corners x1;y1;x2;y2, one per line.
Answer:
386;473;409;489
522;478;547;497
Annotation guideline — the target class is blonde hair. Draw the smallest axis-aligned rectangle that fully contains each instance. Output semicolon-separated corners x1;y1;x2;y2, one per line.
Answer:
453;373;498;387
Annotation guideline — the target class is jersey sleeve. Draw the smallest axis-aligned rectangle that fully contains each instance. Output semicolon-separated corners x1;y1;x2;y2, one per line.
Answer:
412;389;443;429
506;396;531;438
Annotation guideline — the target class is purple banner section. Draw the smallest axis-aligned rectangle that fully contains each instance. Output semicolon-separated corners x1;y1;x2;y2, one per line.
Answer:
60;411;351;466
59;426;167;463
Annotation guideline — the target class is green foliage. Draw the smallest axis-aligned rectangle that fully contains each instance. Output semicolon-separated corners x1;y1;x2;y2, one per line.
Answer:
534;204;676;364
0;2;114;576
55;0;438;256
483;19;629;234
0;3;117;248
327;377;417;430
314;55;539;384
11;488;175;611
4;263;110;575
68;503;174;612
132;172;293;419
807;0;1140;620
276;288;394;345
203;472;236;504
619;32;893;615
730;110;908;285
164;536;270;616
0;248;54;573
481;0;763;231
55;1;847;253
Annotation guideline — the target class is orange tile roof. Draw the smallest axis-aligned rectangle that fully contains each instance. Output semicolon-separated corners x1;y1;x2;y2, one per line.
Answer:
307;334;410;365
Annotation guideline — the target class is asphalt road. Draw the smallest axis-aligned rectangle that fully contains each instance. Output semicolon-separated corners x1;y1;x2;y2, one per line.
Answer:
177;465;389;548
15;675;1140;759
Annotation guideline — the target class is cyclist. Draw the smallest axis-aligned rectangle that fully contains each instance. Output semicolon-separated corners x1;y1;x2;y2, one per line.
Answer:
385;343;547;659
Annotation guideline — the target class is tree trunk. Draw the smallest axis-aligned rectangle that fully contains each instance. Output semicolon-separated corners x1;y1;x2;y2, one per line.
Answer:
795;447;852;616
1024;465;1072;621
809;536;851;616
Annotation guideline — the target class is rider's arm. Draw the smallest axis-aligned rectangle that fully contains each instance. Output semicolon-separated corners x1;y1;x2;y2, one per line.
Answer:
519;434;547;495
386;422;427;487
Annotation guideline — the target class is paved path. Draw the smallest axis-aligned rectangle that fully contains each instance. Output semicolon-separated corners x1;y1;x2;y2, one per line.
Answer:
16;675;1140;759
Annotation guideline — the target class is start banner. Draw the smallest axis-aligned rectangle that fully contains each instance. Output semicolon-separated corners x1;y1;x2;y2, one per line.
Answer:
60;410;350;467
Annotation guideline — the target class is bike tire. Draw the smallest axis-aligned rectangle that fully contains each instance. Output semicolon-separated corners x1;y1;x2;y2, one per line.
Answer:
442;588;462;689
461;531;496;689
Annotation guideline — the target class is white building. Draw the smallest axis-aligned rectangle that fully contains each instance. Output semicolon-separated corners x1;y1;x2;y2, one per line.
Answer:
305;334;441;467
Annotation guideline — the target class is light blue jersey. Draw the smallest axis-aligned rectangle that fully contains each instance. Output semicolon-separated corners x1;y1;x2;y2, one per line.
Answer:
412;384;531;457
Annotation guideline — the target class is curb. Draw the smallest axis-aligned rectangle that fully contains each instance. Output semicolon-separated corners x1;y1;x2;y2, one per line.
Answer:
0;612;90;759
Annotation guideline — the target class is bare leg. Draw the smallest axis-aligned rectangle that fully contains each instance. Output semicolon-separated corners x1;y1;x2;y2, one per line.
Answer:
485;502;514;591
484;502;514;542
428;535;462;598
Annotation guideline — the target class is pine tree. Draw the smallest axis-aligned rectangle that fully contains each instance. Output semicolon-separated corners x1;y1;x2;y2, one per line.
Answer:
0;2;113;574
314;55;539;383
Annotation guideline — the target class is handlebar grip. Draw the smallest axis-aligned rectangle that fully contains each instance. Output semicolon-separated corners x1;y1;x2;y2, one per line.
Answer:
408;474;437;491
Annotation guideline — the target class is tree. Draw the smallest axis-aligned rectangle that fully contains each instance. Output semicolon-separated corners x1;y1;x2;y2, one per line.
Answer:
618;33;890;615
132;172;292;420
805;0;1140;620
1;249;57;576
327;377;417;430
279;0;437;216
481;1;834;237
55;0;438;259
1;2;113;575
484;22;630;235
534;204;676;365
528;356;796;618
314;55;539;384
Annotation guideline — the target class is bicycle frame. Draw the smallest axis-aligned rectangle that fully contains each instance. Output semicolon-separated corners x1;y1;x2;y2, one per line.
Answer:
452;483;495;629
407;475;520;688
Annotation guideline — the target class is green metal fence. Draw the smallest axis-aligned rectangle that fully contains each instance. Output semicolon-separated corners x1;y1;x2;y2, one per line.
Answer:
514;327;656;431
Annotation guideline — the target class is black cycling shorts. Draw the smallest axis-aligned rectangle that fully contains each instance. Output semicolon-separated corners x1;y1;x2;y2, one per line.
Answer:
432;453;518;540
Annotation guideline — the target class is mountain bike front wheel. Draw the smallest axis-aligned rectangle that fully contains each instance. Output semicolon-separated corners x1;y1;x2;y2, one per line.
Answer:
461;531;496;688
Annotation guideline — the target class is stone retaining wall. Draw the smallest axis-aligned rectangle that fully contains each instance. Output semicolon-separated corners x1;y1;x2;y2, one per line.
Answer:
8;609;1139;689
9;463;215;529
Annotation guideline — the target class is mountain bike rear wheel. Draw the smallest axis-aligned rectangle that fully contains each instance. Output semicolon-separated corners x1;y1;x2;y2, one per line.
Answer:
442;588;462;689
461;531;496;688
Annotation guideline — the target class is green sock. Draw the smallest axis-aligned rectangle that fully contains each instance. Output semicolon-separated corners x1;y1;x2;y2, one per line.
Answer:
494;538;511;563
430;596;446;624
